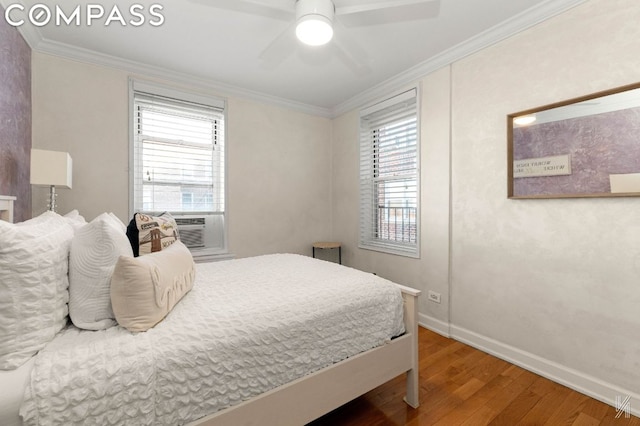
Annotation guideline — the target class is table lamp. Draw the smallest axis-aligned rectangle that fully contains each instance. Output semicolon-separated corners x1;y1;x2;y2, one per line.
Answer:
30;149;73;213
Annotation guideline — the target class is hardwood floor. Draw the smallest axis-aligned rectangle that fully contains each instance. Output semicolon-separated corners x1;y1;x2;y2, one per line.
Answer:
310;327;640;426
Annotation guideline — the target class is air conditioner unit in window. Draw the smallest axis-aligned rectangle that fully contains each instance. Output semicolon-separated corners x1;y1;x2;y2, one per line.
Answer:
173;215;224;251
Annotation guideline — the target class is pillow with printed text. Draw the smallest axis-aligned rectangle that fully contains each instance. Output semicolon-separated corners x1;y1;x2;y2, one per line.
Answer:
126;212;179;257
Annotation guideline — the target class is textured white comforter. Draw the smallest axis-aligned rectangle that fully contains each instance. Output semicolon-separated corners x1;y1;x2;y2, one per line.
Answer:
20;254;405;425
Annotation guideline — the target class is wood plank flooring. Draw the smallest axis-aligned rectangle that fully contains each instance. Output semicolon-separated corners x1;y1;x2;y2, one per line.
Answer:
310;327;640;426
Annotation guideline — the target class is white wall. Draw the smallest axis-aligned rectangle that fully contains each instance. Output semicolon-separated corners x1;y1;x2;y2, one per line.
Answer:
450;0;640;401
331;0;640;411
32;54;128;220
226;97;332;257
31;52;332;258
331;70;452;327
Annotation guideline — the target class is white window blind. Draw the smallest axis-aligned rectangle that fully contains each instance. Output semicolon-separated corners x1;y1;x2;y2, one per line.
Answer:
359;88;419;257
132;89;225;216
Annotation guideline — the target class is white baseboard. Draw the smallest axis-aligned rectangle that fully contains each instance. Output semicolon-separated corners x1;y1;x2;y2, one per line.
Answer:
418;315;640;417
418;313;450;337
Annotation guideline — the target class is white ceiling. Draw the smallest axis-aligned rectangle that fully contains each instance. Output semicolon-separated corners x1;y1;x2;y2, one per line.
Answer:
5;0;587;116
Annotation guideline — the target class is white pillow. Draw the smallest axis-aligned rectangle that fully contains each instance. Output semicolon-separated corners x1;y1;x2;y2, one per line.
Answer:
0;212;74;370
68;213;134;330
111;240;195;332
108;213;126;232
63;209;87;232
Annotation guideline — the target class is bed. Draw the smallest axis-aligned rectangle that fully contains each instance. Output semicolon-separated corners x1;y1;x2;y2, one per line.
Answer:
0;205;421;426
0;195;16;223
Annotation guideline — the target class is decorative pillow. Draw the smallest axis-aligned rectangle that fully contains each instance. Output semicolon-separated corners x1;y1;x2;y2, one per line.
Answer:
111;240;195;332
0;212;74;370
126;212;179;257
68;213;134;330
63;209;87;231
108;213;127;232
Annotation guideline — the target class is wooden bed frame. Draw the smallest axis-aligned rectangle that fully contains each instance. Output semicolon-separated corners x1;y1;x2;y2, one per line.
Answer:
191;284;421;426
0;195;16;223
0;195;420;425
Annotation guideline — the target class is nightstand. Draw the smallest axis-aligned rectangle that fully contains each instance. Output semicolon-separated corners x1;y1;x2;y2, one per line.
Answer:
312;242;342;264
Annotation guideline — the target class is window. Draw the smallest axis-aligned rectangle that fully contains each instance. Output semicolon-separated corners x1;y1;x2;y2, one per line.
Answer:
130;80;226;253
181;193;193;210
359;88;419;257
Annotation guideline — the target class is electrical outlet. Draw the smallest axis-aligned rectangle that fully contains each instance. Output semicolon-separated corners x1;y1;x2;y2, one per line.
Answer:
428;290;441;304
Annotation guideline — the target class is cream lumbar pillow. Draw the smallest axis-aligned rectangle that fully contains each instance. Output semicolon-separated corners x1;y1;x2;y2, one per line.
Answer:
111;240;195;332
68;212;133;330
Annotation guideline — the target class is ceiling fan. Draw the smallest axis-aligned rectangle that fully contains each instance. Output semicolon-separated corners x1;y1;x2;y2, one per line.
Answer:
191;0;440;74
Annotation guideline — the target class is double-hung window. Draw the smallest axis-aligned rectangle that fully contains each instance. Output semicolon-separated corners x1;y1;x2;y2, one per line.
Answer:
359;88;419;257
130;81;226;254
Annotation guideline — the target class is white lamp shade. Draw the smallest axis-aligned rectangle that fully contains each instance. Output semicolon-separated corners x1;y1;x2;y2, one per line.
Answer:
30;149;73;189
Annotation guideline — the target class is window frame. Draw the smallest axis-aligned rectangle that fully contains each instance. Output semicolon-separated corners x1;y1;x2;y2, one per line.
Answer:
358;87;421;258
128;79;229;256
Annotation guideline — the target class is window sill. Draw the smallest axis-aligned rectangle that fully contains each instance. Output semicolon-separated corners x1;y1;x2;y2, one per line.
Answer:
190;248;235;263
358;242;419;259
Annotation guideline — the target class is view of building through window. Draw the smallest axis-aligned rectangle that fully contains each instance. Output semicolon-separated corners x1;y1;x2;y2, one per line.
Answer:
135;98;224;214
373;116;418;244
359;88;418;257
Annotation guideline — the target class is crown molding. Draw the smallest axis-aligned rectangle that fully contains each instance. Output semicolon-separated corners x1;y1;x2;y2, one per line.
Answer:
330;0;589;117
0;2;330;116
34;38;333;118
4;0;326;116
2;0;587;119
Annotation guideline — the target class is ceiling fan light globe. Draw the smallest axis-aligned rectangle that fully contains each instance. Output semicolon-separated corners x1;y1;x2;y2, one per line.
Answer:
296;15;333;46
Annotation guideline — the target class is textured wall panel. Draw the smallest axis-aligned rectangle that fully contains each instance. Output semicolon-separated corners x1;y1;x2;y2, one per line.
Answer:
0;5;31;222
513;107;640;196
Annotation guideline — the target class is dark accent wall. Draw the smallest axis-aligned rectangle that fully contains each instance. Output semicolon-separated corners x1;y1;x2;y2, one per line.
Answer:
0;5;31;222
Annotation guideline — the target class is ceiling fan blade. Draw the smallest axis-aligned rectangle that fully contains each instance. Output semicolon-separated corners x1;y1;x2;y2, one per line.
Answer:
188;0;294;21
259;22;298;69
335;0;440;26
333;39;371;77
332;21;371;76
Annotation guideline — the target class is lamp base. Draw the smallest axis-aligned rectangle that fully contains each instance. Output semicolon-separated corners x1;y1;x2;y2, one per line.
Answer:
48;185;58;213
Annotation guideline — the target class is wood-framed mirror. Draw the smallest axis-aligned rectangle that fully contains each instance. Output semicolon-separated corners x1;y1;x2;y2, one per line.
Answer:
508;82;640;199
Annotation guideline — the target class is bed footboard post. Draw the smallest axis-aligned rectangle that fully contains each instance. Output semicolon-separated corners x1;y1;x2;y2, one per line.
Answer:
399;286;421;408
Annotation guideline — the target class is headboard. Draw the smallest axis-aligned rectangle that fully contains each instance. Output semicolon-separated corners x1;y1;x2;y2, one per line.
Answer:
0;196;17;223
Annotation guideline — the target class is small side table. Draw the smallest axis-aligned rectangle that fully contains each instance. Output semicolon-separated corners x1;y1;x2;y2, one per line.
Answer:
312;242;342;264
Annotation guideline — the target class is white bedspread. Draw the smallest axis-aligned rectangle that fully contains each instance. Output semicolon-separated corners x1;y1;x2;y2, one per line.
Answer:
20;254;405;425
